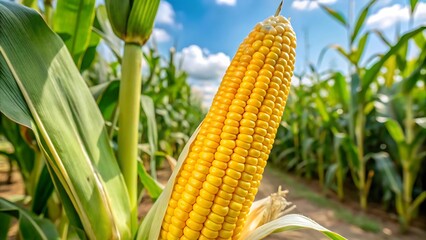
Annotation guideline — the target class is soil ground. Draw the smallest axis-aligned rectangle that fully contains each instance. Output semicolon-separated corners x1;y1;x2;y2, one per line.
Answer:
1;160;426;240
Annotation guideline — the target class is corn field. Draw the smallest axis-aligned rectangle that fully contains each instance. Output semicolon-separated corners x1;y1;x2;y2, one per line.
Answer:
0;0;425;239
270;0;426;232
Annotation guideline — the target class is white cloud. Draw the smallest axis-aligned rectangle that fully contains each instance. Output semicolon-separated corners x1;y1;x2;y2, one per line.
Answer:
178;45;230;109
152;28;171;42
366;3;426;29
292;0;337;11
216;0;237;6
156;1;175;25
179;45;230;81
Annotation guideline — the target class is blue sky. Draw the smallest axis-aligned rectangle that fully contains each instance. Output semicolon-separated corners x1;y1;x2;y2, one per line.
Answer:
149;0;426;106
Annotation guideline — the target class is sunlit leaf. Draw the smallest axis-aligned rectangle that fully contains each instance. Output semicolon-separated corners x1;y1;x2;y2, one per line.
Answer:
320;5;348;28
53;0;96;67
353;32;370;64
351;0;376;43
244;214;346;240
332;72;349;109
385;119;405;144
401;51;426;94
383;55;397;87
362;26;426;95
410;0;419;14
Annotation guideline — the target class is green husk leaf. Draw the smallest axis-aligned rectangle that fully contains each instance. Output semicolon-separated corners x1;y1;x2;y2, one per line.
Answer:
245;214;347;240
105;0;131;40
126;0;160;45
106;0;160;45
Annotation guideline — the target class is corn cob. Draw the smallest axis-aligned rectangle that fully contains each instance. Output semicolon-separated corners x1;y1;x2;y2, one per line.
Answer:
160;5;296;240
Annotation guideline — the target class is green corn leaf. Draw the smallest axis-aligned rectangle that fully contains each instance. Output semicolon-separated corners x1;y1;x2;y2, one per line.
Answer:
141;95;159;179
332;72;349;109
343;137;360;173
91;80;120;121
383;55;397;87
351;0;377;43
396;41;408;74
363;101;375;115
401;49;426;94
372;30;391;46
413;32;425;49
409;192;426;216
93;5;122;62
314;97;330;124
0;198;59;240
410;0;419;14
331;44;350;61
79;28;101;72
385;119;405;144
325;163;338;187
22;0;37;9
370;152;402;195
0;212;12;240
31;165;54;215
137;162;163;200
353;32;370;64
0;2;131;238
361;26;426;95
319;4;348;28
53;0;96;67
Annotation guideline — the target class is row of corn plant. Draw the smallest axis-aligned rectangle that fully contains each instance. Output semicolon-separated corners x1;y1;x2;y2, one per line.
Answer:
0;0;345;239
270;0;425;232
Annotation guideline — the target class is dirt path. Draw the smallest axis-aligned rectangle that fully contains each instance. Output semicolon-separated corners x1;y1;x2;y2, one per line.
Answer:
256;167;426;240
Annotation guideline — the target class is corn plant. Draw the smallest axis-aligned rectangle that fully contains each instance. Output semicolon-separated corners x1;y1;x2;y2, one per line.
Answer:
319;0;425;209
372;29;426;231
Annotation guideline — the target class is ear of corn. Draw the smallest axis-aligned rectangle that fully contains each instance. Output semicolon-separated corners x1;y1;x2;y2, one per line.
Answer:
158;11;296;240
137;5;346;240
